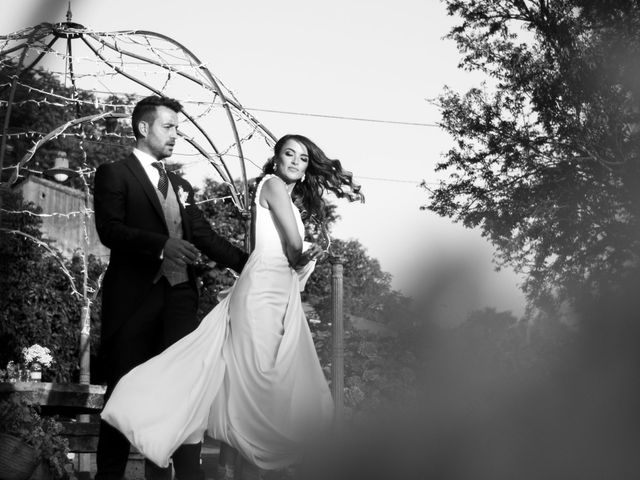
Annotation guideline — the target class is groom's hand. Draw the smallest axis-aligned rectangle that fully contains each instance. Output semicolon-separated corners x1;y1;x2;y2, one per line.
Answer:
163;238;200;266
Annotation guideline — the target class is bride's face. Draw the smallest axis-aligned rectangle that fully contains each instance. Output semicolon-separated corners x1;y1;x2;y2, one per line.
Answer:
274;139;309;184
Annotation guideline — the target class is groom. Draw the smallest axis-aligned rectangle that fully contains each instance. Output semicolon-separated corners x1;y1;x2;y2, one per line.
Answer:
93;95;248;480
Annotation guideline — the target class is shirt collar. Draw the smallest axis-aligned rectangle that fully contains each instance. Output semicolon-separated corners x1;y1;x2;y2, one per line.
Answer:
133;148;160;167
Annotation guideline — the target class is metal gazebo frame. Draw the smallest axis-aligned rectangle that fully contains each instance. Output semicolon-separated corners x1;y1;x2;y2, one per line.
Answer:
0;17;278;389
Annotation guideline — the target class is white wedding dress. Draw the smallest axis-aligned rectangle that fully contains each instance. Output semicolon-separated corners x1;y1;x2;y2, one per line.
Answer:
101;174;333;470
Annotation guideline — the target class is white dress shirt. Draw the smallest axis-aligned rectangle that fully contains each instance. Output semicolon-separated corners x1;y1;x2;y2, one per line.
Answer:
133;148;162;188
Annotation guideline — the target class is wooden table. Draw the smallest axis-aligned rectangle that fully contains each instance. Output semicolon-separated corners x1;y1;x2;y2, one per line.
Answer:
0;381;105;413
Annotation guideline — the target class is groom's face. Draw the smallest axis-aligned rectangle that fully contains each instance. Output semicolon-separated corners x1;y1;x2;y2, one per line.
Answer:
140;106;178;160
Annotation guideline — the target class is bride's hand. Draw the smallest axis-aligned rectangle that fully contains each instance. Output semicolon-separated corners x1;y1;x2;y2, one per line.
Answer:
297;243;324;267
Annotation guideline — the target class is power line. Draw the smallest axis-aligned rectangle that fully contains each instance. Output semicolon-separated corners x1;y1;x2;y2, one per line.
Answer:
357;175;438;186
175;157;437;186
14;86;438;128
244;107;439;127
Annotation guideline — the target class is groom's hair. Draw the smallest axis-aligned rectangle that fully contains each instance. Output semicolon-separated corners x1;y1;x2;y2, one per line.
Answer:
131;95;183;140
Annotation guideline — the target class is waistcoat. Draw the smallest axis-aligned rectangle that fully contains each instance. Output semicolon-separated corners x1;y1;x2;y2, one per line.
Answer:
154;184;189;286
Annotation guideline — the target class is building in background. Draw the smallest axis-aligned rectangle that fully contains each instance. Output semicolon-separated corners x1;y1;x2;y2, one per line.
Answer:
12;175;109;261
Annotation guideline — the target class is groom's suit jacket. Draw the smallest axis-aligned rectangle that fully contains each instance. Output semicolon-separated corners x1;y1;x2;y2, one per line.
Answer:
94;153;248;345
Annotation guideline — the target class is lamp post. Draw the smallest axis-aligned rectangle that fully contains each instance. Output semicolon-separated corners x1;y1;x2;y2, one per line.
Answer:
44;151;91;385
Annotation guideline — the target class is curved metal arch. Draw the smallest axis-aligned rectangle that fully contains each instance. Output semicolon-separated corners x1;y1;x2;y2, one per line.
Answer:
0;36;59;83
1;22;276;217
7;110;245;205
0;25;48;186
122;29;278;142
0;20;277;255
78;35;245;210
102;28;271;210
8;111;130;184
0;23;54;53
83;32;277;143
79;36;230;176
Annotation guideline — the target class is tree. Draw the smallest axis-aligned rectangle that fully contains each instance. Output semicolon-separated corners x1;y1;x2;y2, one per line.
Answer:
194;178;250;319
300;238;415;418
426;1;640;307
304;238;410;325
0;61;131;381
1;59;133;192
446;307;570;379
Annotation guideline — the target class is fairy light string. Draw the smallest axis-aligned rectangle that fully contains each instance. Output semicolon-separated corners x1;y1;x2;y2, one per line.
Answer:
1;19;433;284
1;22;275;306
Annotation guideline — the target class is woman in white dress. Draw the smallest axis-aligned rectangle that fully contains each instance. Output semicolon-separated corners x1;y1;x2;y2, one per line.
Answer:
101;134;363;479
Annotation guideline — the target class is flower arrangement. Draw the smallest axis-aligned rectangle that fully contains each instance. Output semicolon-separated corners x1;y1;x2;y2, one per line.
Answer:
22;344;54;368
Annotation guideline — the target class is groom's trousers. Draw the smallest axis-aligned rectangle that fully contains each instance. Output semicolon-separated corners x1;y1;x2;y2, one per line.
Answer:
95;280;204;480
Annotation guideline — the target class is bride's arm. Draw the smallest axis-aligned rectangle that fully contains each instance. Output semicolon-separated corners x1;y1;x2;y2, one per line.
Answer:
261;176;303;267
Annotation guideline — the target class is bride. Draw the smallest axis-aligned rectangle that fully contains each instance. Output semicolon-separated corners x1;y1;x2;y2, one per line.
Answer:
101;134;363;478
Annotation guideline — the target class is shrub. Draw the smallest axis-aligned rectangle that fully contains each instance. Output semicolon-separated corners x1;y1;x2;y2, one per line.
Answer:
0;397;72;479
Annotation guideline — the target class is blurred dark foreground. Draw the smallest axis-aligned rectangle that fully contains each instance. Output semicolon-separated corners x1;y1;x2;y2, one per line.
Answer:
295;273;640;480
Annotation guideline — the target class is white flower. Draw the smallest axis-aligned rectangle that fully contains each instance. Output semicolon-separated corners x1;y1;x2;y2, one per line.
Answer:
177;186;191;207
22;344;54;367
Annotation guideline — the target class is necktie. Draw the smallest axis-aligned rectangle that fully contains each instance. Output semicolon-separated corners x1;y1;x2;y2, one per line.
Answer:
151;161;169;198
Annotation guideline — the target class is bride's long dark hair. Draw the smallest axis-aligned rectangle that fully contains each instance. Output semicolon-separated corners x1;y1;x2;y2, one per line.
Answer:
259;134;364;226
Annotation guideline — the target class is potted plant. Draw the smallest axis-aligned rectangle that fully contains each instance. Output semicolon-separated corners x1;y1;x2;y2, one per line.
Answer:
0;397;73;480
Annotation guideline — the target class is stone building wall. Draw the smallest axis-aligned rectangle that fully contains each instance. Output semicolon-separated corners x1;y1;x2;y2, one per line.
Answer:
13;176;110;261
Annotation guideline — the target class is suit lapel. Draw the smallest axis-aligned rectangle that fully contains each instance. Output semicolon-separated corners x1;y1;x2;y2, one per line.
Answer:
125;154;168;231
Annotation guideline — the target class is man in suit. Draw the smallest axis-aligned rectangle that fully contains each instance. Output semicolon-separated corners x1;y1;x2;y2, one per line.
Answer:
93;95;248;480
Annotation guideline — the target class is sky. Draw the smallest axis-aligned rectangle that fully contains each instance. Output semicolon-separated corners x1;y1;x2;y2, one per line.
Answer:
2;0;527;321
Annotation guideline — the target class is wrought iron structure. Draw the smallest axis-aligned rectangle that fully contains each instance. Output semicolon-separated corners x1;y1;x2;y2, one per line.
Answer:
0;13;277;216
0;8;277;394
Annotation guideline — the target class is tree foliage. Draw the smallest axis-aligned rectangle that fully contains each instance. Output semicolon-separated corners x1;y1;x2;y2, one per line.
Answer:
427;0;640;306
447;307;569;379
0;190;103;382
311;322;418;418
0;61;126;381
194;179;250;319
1;60;133;190
0;397;72;479
304;238;410;325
